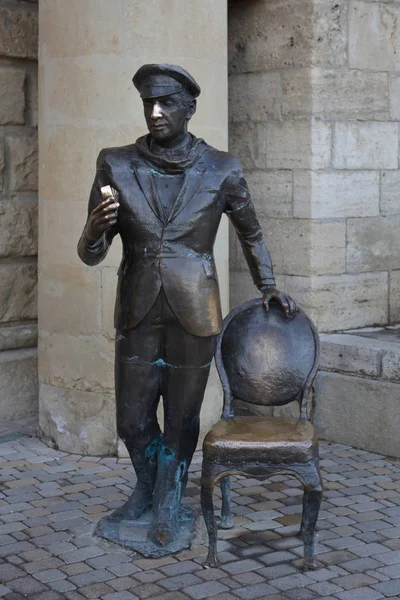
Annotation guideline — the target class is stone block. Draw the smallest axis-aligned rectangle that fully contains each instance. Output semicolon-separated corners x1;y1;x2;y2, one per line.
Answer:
44;56;139;127
347;215;400;273
245;170;292;219
315;371;400;457
349;1;400;71
381;171;400;216
123;0;225;61
266;121;331;170
228;121;264;170
389;74;400;121
0;7;37;59
294;171;379;219
333;122;398;170
229;72;281;123
284;272;388;332
250;218;345;277
0;324;37;352
101;267;118;340
40;0;123;58
39;331;114;393
0;264;37;323
0;139;4;191
8;134;38;192
39;265;101;335
39;383;116;456
320;333;385;377
382;346;400;382
0;200;37;257
0;349;38;421
0;68;25;125
282;69;388;121
307;221;346;276
389;270;400;323
229;0;347;72
29;68;38;127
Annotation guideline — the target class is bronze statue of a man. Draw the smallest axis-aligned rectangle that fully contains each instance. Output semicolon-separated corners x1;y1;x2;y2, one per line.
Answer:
78;64;296;550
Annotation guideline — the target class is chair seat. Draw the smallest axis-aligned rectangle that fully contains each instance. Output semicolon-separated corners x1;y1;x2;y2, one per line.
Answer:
203;416;317;464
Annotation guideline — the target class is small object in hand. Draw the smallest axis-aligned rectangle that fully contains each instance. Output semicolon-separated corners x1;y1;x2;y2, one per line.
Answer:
100;185;116;200
100;185;119;222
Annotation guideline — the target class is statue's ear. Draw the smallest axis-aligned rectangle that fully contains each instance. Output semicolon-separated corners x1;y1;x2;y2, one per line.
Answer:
187;99;197;121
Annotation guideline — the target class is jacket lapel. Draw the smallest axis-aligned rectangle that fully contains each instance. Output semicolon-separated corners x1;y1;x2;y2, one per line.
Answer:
132;163;162;221
167;165;206;223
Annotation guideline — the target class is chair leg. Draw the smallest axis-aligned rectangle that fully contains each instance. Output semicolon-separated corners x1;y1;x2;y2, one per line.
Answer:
219;476;234;529
201;484;219;567
298;488;308;540
300;488;323;570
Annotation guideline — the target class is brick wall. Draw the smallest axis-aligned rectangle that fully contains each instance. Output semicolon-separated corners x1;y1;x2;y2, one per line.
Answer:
0;0;38;419
228;0;400;333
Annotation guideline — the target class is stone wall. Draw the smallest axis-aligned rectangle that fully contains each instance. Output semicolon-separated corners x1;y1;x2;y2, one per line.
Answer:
228;0;399;333
0;0;38;420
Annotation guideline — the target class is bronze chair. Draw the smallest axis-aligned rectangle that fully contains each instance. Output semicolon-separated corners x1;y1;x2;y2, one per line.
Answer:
201;298;322;570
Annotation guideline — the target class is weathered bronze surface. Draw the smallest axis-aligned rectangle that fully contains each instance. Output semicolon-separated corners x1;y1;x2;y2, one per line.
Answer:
201;300;323;570
220;301;316;410
204;417;317;464
77;63;296;556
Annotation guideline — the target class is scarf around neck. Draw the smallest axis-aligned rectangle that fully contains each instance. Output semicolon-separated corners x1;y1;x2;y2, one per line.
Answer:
135;133;207;174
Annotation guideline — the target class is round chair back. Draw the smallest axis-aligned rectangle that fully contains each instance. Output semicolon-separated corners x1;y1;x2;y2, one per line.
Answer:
217;299;319;410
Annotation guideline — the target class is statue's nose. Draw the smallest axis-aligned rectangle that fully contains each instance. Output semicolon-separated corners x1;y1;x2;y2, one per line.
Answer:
151;103;163;119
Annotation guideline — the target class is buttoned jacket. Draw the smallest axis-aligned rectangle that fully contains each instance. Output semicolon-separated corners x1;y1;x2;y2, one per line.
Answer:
78;142;275;337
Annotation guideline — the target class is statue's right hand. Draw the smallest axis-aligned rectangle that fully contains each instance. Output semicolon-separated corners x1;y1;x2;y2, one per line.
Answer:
86;192;119;246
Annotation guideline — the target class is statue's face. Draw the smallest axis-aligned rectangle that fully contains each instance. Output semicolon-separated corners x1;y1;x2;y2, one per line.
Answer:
142;93;192;145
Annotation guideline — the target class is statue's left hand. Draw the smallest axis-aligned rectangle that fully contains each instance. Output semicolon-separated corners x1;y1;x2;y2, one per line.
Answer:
262;288;298;318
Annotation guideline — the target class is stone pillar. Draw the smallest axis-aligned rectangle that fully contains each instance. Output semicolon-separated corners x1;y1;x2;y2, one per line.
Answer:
38;0;228;455
229;0;394;333
0;0;38;421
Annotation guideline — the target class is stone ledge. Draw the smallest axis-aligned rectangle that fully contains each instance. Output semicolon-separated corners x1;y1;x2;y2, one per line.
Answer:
320;327;400;383
318;328;400;457
315;370;400;458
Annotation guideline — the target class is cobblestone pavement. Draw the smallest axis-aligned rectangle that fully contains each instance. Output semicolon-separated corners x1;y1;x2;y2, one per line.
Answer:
0;421;400;600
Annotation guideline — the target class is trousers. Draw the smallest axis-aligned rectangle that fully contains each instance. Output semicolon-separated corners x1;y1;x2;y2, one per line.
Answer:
115;289;217;487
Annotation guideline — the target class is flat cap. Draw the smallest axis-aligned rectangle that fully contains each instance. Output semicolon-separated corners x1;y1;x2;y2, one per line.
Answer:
133;63;201;99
